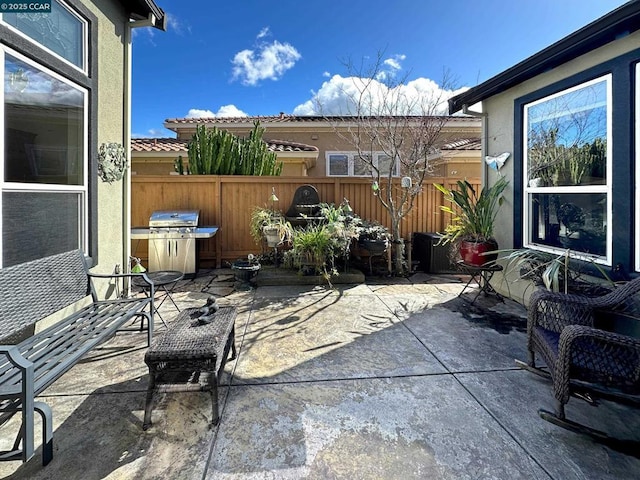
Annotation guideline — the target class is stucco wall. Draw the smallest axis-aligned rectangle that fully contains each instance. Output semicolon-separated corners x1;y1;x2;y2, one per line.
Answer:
83;0;128;278
172;121;481;178
483;30;640;253
483;30;640;304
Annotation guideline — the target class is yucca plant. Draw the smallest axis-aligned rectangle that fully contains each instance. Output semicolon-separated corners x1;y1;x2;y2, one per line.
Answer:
499;247;615;294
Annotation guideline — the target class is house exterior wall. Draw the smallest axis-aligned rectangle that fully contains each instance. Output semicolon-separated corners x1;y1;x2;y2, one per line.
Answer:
83;0;129;277
483;30;640;253
170;119;482;178
480;30;640;303
131;150;317;176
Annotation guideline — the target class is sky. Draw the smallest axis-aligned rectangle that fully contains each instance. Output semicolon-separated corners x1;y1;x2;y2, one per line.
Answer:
131;0;631;139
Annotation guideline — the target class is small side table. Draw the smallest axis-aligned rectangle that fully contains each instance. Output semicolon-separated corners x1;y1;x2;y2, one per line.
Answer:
133;270;184;326
457;261;504;304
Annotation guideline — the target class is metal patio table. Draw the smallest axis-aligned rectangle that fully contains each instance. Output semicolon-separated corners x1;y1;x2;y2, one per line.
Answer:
133;270;184;326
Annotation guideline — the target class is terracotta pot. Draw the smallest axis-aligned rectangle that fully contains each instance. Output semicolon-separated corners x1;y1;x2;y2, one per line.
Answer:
459;239;498;266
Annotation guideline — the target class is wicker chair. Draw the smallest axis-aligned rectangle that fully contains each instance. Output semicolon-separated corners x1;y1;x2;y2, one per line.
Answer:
519;277;640;439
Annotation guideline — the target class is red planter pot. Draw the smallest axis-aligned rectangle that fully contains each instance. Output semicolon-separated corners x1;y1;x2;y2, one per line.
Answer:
459;239;498;266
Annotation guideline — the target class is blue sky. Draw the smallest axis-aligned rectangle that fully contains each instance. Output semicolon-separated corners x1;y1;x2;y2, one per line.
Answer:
131;0;630;138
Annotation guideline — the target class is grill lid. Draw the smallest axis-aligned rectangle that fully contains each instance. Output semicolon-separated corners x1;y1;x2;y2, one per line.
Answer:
149;210;199;227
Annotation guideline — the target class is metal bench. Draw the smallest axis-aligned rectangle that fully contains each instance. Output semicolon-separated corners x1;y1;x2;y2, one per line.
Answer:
143;305;237;430
0;249;154;466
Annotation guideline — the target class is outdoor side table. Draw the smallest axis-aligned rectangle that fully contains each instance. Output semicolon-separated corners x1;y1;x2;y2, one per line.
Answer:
143;306;237;430
133;270;184;326
457;261;504;304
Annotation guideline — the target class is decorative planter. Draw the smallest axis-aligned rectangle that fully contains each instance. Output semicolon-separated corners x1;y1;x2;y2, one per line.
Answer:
459;239;498;266
361;239;388;255
263;227;282;248
231;260;261;289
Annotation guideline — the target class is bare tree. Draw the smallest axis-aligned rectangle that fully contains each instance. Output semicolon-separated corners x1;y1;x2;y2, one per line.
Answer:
317;52;460;274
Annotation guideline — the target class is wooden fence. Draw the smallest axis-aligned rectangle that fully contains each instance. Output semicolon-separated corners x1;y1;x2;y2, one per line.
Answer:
130;175;480;267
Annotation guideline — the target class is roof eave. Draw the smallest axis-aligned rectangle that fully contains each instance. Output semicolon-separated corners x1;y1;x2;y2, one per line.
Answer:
124;0;166;31
448;1;640;114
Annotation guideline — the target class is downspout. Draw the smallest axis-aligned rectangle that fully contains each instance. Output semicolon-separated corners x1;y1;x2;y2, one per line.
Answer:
123;19;133;284
125;13;165;278
462;104;489;186
124;16;156;279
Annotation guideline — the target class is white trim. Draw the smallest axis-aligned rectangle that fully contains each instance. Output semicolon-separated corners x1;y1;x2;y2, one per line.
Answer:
1;45;89;265
522;74;612;265
325;150;400;177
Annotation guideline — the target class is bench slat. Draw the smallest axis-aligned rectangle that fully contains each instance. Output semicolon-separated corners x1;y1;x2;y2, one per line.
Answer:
0;298;150;394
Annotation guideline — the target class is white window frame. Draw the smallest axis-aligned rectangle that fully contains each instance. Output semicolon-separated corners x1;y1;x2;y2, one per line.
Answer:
522;74;613;265
0;46;89;266
326;151;400;177
0;0;88;73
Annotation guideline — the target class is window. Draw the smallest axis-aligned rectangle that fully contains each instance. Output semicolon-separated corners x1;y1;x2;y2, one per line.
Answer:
327;151;399;177
1;0;87;71
1;0;91;268
523;75;611;262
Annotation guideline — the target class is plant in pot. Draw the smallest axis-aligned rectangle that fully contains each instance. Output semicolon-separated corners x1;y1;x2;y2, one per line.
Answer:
290;225;333;275
250;206;293;249
355;219;391;255
434;176;509;266
231;254;261;290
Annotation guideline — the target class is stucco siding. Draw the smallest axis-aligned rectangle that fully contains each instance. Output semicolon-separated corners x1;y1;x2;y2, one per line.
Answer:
482;30;640;253
84;0;128;278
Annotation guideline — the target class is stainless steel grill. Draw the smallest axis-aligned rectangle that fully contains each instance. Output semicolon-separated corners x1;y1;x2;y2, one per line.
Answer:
133;210;218;276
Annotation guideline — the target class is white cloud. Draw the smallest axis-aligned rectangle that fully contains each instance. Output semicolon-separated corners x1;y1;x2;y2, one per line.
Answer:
165;12;191;35
292;74;467;116
376;54;406;82
383;54;406;71
231;32;301;86
185;105;248;118
322;71;331;78
186;108;216;118
132;128;174;139
215;105;249;117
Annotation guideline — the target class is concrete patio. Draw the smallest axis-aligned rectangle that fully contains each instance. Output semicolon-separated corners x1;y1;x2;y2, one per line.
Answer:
1;269;639;479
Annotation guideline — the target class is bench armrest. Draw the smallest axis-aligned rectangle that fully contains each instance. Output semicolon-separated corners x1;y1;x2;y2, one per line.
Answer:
553;325;640;403
0;345;33;371
0;346;35;400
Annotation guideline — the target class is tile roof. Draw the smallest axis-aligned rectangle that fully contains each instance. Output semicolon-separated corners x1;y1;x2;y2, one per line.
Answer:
131;138;187;152
442;138;481;151
131;137;317;153
164;114;477;126
266;140;318;153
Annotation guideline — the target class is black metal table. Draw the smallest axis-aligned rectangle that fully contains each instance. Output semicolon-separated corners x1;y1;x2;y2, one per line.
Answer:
457;261;504;304
133;270;184;326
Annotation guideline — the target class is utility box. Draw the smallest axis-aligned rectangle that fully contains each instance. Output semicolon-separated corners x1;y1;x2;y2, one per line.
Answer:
412;232;456;273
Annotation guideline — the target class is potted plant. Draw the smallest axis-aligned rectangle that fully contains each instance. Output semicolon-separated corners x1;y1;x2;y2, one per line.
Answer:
355;219;391;255
250;206;293;249
434;176;509;266
290;224;334;276
231;254;261;290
